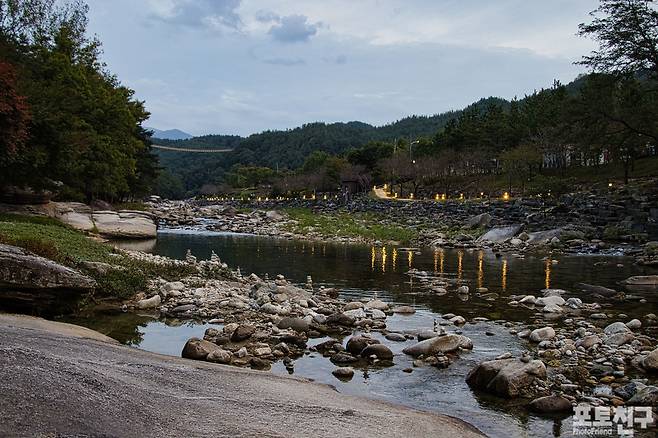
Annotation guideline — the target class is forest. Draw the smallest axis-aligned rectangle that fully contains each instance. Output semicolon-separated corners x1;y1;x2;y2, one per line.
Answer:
155;0;658;200
0;0;157;202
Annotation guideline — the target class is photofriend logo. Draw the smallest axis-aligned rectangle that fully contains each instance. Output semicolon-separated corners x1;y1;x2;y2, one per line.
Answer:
572;404;655;436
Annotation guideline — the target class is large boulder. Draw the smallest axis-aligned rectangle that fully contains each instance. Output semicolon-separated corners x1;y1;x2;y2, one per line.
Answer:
402;334;471;357
477;224;524;243
92;210;157;239
361;344;394;361
181;338;220;360
346;335;380;355
0;244;96;291
466;213;492;229
466;358;547;398
529;327;555;343
642;348;658;372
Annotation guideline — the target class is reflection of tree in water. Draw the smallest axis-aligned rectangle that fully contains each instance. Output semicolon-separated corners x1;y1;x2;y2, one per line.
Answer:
60;311;156;345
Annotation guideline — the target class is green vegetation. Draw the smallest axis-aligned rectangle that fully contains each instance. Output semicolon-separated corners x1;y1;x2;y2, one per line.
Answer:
0;214;195;300
0;0;158;202
283;208;417;244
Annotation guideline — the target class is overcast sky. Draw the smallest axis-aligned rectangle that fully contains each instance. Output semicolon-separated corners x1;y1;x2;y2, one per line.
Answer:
85;0;599;136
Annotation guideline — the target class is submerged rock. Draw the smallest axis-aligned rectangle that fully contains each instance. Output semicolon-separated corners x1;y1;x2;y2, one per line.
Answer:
402;334;471;357
466;358;547;398
528;395;572;413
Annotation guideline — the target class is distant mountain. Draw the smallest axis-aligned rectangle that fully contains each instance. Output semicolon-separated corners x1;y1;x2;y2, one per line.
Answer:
146;127;193;140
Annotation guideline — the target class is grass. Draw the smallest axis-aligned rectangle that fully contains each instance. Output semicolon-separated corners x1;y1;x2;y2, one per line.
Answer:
0;213;195;301
283;208;417;244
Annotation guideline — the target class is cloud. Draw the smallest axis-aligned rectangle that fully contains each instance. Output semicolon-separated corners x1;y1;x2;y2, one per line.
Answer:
268;14;320;43
147;0;243;33
323;54;347;64
262;57;305;66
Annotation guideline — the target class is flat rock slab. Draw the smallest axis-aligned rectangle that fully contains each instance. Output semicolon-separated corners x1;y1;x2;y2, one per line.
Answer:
477;224;524;243
0;316;485;438
0;244;95;290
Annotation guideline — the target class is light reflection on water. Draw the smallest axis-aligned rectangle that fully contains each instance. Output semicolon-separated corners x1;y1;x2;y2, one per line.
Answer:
106;230;658;438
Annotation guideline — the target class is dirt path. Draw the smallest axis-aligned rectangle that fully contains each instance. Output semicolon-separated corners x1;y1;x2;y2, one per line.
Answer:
0;314;486;438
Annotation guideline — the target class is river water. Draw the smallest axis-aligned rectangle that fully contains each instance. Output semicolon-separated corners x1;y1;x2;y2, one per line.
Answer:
70;230;657;438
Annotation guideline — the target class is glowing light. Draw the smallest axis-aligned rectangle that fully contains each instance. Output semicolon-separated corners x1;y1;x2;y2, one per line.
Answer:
323;194;327;200
409;193;414;199
480;192;484;197
503;192;510;201
439;249;444;274
442;194;446;201
544;258;551;289
477;251;484;289
392;248;398;271
371;247;376;271
457;250;463;280
435;194;440;201
381;247;387;273
608;182;613;188
501;259;508;291
407;250;413;268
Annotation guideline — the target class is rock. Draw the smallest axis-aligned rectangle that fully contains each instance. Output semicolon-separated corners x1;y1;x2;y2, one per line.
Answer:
542;303;563;313
418;330;441;341
361;344;393;361
604;322;631;335
626;319;642;330
402;334;471;357
529;327;556;343
565;298;583;309
385;333;407;342
277;317;310;333
164;281;185;292
346;335;380;355
477;224;524;243
181;338;219;360
576;335;601;349
519;295;536;305
206;349;232;364
92;210;157;238
343;302;364;311
528;395;572;413
623;276;658;286
230;325;255;342
466;358;547;398
343;309;366;319
171;304;196;313
332;367;354;380
627;385;658;406
535;296;565;307
137;295;161;309
260;303;288;315
575;283;618;296
330;352;358;364
365;299;389;311
326;313;356;326
450;315;466;325
456;286;469;294
642;348;658;372
466;212;492;228
0;244;96;291
604;332;634;347
391;306;416;314
590;313;608;320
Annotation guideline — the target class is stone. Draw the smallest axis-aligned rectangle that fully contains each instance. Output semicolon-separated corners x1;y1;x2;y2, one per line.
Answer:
330;352;358;364
92;210;157;239
277;317;310;333
230;325;256;342
642;348;658;372
542;303;563;313
623;276;658;286
477;224;524;243
565;298;583;309
604;322;631;335
450;315;466;325
137;295;161;309
456;286;469;294
206;349;232;364
528;395;572;413
332;367;354;380
0;244;96;291
529;327;556;343
326;313;356;326
519;295;536;305
369;309;386;319
402;334;471;357
164;281;185;292
535;296;565;307
385;333;407;342
171;304;196;313
418;330;441;341
604;332;634;347
181;338;219;360
343;302;364;311
343;309;366;319
576;335;601;349
365;299;389;311
260;303;288;315
466;358;547;398
346;335;380;355
627;386;658;406
361;344;394;361
626;319;642;330
392;306;416;314
466;212;492;228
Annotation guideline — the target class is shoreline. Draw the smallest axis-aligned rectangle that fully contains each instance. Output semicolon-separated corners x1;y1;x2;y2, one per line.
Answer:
0;313;486;438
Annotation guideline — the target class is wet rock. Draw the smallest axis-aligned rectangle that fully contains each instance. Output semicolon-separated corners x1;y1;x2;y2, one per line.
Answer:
277;317;310;333
137;295;161;309
361;344;394;361
477;224;524;243
365;299;389;311
642;348;658;372
330;352;358;364
171;304;196;313
327;313;356;327
529;327;556;343
343;301;364;311
528;395;572;413
206;349;232;364
402;334;471;357
575;283;618;296
623;276;658;286
418;331;441;341
332;367;355;380
230;325;255;342
391;306;416;314
181;338;219;360
450;315;466;325
519;295;536;305
466;358;547;398
346;335;380;355
385;333;407;342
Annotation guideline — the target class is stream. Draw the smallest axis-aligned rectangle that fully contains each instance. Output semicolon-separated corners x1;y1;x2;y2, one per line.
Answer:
66;229;657;438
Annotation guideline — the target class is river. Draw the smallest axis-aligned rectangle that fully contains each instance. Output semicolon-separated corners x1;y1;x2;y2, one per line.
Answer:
67;229;656;438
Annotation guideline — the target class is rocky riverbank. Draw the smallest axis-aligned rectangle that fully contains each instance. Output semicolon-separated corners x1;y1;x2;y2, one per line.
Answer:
147;180;658;261
0;313;485;438
120;247;658;422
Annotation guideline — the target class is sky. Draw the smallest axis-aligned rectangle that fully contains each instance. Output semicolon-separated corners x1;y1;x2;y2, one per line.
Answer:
85;0;600;137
